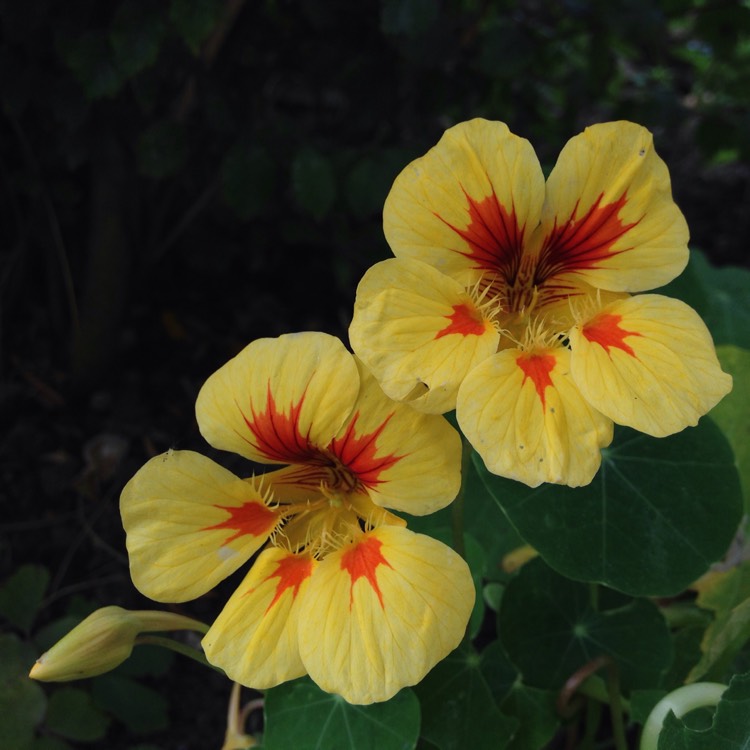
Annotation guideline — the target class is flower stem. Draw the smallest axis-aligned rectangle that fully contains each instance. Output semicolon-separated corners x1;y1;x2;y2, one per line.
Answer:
134;635;225;675
605;663;628;750
640;682;727;750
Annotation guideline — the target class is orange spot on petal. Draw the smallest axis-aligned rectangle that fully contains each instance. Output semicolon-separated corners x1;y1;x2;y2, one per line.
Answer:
244;384;317;463
583;314;640;357
340;536;392;609
536;192;640;281
329;412;403;489
437;189;525;282
517;352;556;410
435;302;487;340
204;501;279;545
261;553;315;612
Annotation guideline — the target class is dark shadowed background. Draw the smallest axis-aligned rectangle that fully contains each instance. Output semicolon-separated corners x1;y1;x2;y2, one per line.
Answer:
2;1;749;747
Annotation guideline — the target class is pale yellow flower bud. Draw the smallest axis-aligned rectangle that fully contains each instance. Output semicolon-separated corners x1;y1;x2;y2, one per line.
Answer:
29;606;206;682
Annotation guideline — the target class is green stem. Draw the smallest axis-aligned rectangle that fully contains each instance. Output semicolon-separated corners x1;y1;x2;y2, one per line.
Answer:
135;635;225;675
578;675;631;714
451;437;472;559
605;663;628;750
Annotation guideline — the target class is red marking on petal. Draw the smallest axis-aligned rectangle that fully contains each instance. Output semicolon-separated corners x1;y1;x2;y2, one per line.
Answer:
583;314;640;357
261;553;314;612
340;536;392;609
437;189;525;283
517;352;556;410
243;383;318;464
435;302;487;340
329;412;404;489
536;192;640;282
204;501;279;545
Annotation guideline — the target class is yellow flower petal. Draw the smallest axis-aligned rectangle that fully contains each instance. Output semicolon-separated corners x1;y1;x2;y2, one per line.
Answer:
350;257;499;413
298;526;474;704
202;548;315;689
120;450;280;602
196;332;359;464
535;121;689;293
383;118;545;284
569;294;732;436
329;361;462;515
457;347;613;487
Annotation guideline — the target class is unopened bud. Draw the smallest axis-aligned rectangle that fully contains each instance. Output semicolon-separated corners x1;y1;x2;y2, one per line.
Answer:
29;606;206;682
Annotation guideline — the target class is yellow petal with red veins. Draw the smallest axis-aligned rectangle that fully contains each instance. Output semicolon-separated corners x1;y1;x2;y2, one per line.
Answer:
202;548;315;689
569;294;732;437
120;450;280;602
327;360;462;515
535;121;689;293
456;347;613;487
196;332;359;464
297;526;474;704
349;257;499;414
383;118;545;285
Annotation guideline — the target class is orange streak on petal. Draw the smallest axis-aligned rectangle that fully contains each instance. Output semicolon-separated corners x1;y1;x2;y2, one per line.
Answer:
340;536;392;609
435;302;487;340
329;412;404;488
243;383;318;463
253;553;315;612
204;502;279;545
437;188;525;282
516;352;556;411
536;192;640;282
583;314;641;357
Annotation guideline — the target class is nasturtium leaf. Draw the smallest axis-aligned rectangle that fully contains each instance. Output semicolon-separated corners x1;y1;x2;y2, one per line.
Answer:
658;672;750;749
169;0;223;54
711;345;750;508
263;678;420;750
221;143;277;220
110;1;164;78
499;559;673;692
291;148;337;222
45;687;110;741
477;640;560;749
136;121;187;180
630;689;668;725
688;562;750;682
416;644;518;750
32;737;72;750
0;633;46;750
0;564;49;632
57;32;123;99
476;419;743;596
380;0;438;36
115;643;174;678
92;674;168;734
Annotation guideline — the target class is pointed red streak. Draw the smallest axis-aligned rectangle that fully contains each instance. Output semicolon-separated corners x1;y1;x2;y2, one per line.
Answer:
517;353;556;411
204;501;279;545
536;192;640;282
437;188;525;282
583;314;640;357
243;383;318;463
329;412;403;488
435;303;487;340
340;536;392;609
261;553;314;612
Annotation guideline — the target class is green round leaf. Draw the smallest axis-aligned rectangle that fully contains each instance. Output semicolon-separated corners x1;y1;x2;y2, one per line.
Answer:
92;675;168;734
0;564;49;632
476;420;743;596
415;645;518;750
0;634;46;749
499;558;673;692
45;687;109;742
291;148;337;222
263;678;420;750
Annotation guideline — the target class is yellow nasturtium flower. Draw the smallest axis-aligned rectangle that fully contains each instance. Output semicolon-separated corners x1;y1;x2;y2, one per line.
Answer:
350;119;732;488
120;332;473;705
